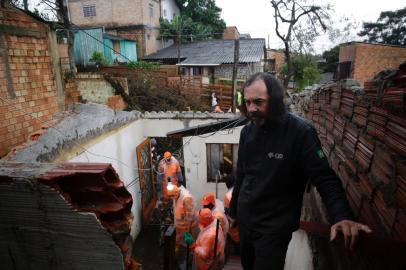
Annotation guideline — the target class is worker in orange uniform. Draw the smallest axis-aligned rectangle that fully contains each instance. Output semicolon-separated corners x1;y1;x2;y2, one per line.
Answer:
223;175;239;244
158;151;183;200
201;192;229;239
192;208;225;270
167;185;198;252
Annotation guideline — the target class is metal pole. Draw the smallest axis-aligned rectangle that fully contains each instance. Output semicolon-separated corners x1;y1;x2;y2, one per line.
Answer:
231;39;240;113
215;174;218;199
213;219;220;261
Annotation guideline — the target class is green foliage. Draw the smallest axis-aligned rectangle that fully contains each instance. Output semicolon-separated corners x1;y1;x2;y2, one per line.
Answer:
160;15;210;43
126;61;160;70
89;51;106;65
162;0;226;41
358;7;406;46
322;45;340;73
280;55;321;91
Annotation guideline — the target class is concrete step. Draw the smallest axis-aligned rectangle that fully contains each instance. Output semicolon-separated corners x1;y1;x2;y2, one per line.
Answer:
223;255;243;270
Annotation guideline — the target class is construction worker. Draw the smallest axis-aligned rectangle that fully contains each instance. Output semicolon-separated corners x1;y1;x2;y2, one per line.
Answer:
157;151;183;200
167;185;198;252
192;208;225;270
200;192;229;239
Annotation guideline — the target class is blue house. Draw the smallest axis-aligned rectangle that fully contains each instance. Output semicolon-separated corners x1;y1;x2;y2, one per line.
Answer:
73;28;137;67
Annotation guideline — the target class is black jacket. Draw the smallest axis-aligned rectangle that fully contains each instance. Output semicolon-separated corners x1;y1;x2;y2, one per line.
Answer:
229;112;353;233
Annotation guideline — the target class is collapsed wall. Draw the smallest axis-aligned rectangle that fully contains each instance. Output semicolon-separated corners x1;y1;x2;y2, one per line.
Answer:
297;62;406;269
0;162;138;270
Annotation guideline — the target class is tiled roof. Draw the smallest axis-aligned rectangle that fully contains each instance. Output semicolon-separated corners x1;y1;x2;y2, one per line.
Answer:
143;39;266;65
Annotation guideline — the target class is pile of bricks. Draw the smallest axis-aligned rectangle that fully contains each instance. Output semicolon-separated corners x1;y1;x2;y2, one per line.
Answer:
302;62;406;242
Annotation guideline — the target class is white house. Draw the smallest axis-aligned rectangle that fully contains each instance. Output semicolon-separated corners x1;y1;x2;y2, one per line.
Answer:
160;0;180;22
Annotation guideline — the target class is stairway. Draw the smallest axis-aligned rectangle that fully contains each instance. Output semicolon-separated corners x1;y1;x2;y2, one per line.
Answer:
223;255;243;270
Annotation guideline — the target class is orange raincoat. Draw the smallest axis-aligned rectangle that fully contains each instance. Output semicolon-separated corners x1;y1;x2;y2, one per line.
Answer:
173;186;198;248
158;156;182;199
193;220;225;270
224;187;239;243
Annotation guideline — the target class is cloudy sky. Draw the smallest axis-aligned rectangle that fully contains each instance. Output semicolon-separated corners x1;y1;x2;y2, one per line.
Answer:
215;0;405;53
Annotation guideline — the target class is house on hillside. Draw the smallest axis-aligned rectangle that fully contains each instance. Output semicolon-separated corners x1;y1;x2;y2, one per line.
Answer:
337;42;406;86
68;0;180;58
265;49;285;77
73;28;137;67
143;38;266;83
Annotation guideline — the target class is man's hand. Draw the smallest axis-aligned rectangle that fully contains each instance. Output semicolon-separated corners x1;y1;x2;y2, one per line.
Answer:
330;220;372;250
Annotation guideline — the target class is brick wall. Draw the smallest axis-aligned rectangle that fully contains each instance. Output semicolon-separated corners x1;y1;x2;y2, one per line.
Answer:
0;6;60;157
339;43;406;87
296;63;406;267
354;44;406;87
266;49;285;76
76;73;115;104
223;26;240;40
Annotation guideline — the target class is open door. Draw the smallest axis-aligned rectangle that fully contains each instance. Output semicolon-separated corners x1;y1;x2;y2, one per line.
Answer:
136;138;157;224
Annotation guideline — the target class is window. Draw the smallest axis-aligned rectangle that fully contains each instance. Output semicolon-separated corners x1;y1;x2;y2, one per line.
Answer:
336;61;352;80
192;67;202;76
83;5;96;17
149;4;154;18
206;144;239;182
163;9;167;18
180;67;187;76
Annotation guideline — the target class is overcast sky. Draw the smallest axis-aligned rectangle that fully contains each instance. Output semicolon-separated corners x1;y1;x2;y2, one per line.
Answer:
215;0;405;53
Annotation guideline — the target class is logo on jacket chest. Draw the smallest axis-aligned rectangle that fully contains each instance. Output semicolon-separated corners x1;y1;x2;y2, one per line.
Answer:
267;152;284;160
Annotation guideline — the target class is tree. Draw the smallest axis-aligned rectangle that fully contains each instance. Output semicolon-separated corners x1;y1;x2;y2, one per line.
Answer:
358;7;406;46
160;15;203;43
280;55;321;91
270;0;331;89
322;45;340;73
174;0;226;39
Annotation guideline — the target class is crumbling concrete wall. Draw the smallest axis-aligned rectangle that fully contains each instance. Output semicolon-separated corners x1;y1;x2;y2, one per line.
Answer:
4;103;237;238
0;162;137;270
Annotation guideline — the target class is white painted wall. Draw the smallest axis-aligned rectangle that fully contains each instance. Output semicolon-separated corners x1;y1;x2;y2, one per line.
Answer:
68;114;236;239
285;230;313;270
70;120;145;239
160;0;180;21
183;126;243;205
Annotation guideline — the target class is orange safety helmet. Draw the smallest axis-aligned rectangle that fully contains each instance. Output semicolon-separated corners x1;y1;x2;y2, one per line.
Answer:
198;208;214;228
201;192;216;207
164;151;172;159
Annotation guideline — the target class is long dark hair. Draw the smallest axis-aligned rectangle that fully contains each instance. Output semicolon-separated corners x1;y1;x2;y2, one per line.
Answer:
240;72;286;123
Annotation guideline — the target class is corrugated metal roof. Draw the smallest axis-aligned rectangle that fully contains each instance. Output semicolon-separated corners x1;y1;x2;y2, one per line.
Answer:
143;39;265;65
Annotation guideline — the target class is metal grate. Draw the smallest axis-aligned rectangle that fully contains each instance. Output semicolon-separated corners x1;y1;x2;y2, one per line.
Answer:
83;5;96;17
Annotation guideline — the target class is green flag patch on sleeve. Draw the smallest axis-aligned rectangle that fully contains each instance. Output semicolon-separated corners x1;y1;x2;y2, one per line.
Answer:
317;149;325;159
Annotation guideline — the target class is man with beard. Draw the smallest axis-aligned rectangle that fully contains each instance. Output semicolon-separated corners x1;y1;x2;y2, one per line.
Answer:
228;72;371;270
